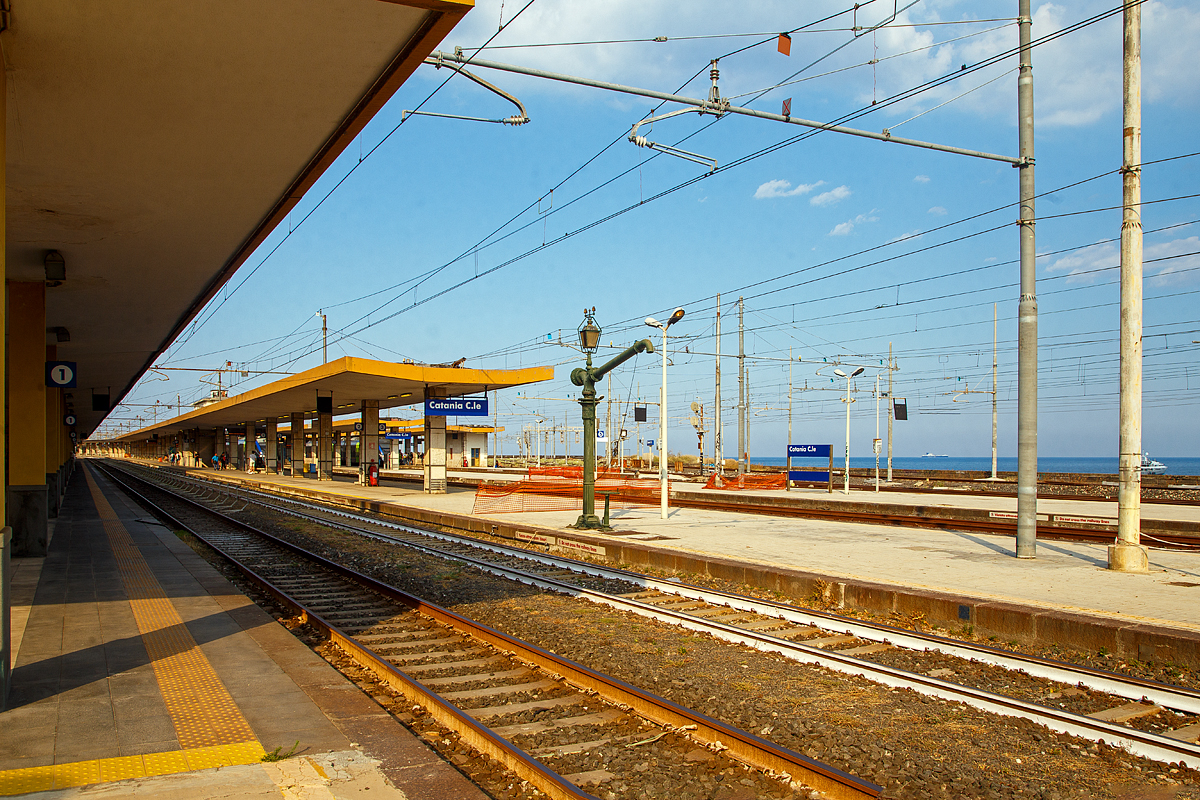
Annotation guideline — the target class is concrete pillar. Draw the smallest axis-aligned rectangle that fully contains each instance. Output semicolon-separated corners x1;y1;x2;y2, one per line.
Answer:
317;411;333;480
332;432;341;467
424;391;447;493
266;419;278;473
361;400;379;484
6;282;48;556
289;413;306;476
244;422;255;471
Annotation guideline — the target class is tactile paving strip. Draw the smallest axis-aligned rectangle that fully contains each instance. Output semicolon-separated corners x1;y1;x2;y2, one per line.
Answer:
0;741;267;795
81;467;260;749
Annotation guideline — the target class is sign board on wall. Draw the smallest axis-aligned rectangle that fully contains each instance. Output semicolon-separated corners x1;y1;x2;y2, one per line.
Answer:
424;398;488;416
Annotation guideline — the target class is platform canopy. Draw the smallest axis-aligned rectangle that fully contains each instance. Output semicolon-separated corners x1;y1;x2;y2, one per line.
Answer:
111;357;550;441
5;0;473;438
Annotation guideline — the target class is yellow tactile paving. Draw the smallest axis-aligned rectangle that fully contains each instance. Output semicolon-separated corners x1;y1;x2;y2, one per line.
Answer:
82;467;259;751
0;742;268;795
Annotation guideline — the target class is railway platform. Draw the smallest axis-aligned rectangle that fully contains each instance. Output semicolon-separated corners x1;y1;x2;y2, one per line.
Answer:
0;464;485;798
166;462;1200;667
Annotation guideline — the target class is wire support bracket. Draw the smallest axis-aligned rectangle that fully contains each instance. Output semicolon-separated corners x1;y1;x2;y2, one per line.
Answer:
412;53;531;126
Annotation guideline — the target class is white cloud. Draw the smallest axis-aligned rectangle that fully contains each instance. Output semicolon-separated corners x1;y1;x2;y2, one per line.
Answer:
810;185;851;207
889;230;923;243
913;175;931;184
828;211;880;236
1147;236;1200;286
1044;241;1117;284
754;179;824;199
928;206;947;215
1044;235;1200;286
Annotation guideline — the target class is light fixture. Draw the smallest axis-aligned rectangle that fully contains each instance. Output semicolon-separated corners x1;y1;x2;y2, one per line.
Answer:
577;308;601;354
45;251;66;286
400;392;413;398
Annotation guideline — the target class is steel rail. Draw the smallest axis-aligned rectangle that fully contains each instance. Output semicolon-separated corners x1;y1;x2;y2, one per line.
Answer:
122;464;1200;768
99;462;882;800
167;467;1200;715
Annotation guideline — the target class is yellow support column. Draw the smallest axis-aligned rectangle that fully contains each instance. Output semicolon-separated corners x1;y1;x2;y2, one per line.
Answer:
1;35;11;711
6;282;48;556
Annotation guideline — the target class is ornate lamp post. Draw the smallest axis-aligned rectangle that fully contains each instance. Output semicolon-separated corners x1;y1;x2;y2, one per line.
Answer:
571;308;654;530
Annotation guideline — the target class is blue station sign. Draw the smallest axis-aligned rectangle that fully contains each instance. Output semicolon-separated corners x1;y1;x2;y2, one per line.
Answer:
424;397;488;416
385;432;413;440
788;444;832;458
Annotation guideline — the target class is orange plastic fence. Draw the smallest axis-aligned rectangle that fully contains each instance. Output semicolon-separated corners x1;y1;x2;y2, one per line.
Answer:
703;472;787;491
473;470;663;514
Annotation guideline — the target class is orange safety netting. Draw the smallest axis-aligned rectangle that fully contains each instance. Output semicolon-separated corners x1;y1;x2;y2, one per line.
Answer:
703;472;787;491
473;469;664;514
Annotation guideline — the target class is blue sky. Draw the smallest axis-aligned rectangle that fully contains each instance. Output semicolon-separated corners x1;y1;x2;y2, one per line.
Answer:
108;0;1200;461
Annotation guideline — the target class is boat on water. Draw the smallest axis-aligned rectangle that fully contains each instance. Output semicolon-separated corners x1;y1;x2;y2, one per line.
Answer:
1140;452;1167;474
921;452;949;458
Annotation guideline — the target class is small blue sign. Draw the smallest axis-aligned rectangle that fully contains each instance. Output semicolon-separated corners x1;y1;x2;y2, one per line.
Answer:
46;361;77;388
646;439;655;448
425;397;488;416
385;433;413;440
789;470;831;482
788;444;831;458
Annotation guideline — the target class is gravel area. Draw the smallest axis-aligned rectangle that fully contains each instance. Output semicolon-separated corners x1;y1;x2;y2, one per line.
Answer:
217;502;1200;800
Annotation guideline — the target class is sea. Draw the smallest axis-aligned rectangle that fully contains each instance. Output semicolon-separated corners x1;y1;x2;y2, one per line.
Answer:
750;455;1200;477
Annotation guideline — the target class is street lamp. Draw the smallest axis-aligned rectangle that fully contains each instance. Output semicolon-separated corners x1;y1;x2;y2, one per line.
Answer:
571;308;653;529
834;367;864;494
646;307;685;519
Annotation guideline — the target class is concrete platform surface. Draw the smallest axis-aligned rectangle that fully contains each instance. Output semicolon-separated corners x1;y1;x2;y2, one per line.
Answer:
0;463;485;799
181;466;1200;634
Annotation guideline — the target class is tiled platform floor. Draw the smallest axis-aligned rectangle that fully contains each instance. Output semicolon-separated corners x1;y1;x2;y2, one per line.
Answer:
0;463;483;798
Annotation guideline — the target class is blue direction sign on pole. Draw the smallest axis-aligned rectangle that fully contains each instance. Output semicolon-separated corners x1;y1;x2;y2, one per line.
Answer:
424;397;488;416
385;433;413;440
789;470;831;482
788;444;831;458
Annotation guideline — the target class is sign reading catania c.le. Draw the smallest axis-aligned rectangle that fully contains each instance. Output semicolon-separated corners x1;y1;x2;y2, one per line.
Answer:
424;398;488;416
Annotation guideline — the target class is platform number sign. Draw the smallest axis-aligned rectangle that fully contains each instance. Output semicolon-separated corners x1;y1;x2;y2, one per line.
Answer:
64;414;77;426
46;361;77;388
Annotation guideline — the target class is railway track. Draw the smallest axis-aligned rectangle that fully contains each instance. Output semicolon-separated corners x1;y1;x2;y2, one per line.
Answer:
93;461;878;800
106;460;1200;771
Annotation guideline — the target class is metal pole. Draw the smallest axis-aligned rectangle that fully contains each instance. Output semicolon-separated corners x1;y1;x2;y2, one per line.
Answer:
875;373;880;492
1015;0;1039;559
887;342;894;482
714;295;722;480
992;304;999;480
427;52;1021;165
606;372;612;470
1111;0;1147;572
787;348;793;492
745;369;751;471
843;376;852;494
660;325;669;519
738;297;745;474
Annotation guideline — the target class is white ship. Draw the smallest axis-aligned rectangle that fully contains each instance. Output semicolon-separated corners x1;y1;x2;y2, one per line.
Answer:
921;452;949;458
1140;452;1167;475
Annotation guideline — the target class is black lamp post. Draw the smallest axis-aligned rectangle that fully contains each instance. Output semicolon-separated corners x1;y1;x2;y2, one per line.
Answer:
571;308;654;529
